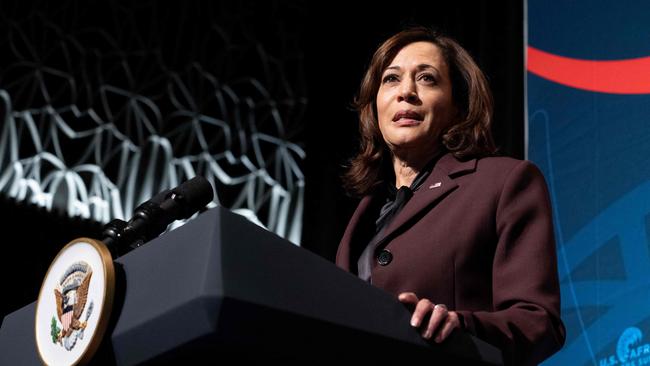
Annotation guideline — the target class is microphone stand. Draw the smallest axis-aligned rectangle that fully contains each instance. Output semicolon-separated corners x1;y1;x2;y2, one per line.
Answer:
100;176;214;258
102;197;172;257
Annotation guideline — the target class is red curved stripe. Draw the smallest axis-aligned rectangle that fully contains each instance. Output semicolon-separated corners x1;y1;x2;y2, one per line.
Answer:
527;46;650;94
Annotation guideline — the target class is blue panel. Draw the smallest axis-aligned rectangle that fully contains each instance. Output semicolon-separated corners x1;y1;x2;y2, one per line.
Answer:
527;1;650;365
528;0;650;59
567;236;626;283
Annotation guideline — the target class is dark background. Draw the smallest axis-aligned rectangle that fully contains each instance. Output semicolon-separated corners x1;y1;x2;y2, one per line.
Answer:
0;0;523;321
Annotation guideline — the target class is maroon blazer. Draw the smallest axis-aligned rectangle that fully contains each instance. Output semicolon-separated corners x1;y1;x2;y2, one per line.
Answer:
336;153;566;365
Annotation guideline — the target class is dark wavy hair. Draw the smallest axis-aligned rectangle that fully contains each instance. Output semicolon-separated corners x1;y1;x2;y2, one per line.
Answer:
343;27;497;197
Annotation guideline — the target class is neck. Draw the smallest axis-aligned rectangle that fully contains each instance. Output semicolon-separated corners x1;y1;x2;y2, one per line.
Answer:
391;146;441;188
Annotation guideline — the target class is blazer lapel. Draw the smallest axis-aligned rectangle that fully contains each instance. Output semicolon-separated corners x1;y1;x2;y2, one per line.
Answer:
336;194;377;271
375;153;477;247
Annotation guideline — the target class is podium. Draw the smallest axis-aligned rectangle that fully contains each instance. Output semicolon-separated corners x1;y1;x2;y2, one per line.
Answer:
0;206;503;365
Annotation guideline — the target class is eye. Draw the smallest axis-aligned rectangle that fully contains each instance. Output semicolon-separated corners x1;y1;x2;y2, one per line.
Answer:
382;74;399;84
418;73;436;83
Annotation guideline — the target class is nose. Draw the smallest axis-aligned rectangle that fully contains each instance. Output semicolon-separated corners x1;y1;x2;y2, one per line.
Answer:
398;80;419;104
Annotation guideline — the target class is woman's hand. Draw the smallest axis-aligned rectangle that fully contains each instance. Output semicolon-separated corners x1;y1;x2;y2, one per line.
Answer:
398;292;461;343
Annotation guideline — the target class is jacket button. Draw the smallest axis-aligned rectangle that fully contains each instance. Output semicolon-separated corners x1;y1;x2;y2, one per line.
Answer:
377;249;393;266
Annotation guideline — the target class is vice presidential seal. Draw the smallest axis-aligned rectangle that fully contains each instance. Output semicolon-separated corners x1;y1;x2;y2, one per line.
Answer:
52;261;93;350
35;238;115;366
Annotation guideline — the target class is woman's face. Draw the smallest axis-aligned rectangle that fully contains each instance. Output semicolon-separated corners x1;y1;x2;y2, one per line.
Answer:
376;41;456;156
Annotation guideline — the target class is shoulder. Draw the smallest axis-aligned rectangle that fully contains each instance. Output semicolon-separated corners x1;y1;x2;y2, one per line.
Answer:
474;156;552;208
463;156;550;203
474;156;545;181
475;155;536;171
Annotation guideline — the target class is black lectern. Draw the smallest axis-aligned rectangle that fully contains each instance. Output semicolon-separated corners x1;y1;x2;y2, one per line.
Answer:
0;206;503;365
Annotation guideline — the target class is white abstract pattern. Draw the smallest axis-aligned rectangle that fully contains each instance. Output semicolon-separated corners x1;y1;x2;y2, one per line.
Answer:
0;3;306;244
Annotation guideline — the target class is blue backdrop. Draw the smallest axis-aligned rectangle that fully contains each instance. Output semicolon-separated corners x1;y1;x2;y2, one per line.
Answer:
527;1;650;365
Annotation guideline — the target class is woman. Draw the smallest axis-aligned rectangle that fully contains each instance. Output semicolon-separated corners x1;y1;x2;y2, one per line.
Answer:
335;27;565;365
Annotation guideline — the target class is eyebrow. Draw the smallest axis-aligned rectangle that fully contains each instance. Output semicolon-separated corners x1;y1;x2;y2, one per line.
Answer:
384;64;439;73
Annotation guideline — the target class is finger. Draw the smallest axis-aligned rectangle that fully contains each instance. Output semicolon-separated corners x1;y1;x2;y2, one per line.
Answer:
398;292;419;313
434;311;461;343
423;304;448;339
411;299;433;328
398;292;418;304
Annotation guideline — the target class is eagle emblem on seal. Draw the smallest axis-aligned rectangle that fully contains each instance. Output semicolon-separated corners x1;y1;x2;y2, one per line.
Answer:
50;261;94;350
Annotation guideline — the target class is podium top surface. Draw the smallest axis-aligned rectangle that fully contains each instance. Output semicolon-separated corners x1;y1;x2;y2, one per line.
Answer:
1;206;502;365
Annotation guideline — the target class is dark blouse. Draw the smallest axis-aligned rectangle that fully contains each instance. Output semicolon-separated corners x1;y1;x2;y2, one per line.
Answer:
356;155;440;282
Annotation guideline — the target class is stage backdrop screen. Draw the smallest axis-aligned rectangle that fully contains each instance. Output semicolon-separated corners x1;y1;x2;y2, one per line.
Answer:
527;1;650;365
0;2;306;245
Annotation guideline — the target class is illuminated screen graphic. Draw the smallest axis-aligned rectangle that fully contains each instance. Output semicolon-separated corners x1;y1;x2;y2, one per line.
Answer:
0;3;306;244
527;1;650;365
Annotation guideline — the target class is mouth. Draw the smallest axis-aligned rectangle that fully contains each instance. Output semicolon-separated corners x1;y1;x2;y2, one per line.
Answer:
392;110;424;125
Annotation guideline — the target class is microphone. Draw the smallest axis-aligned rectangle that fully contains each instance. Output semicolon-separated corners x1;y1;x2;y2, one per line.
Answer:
102;176;214;256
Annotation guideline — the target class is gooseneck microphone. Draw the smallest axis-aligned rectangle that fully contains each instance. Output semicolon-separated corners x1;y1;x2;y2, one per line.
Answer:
102;176;214;256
